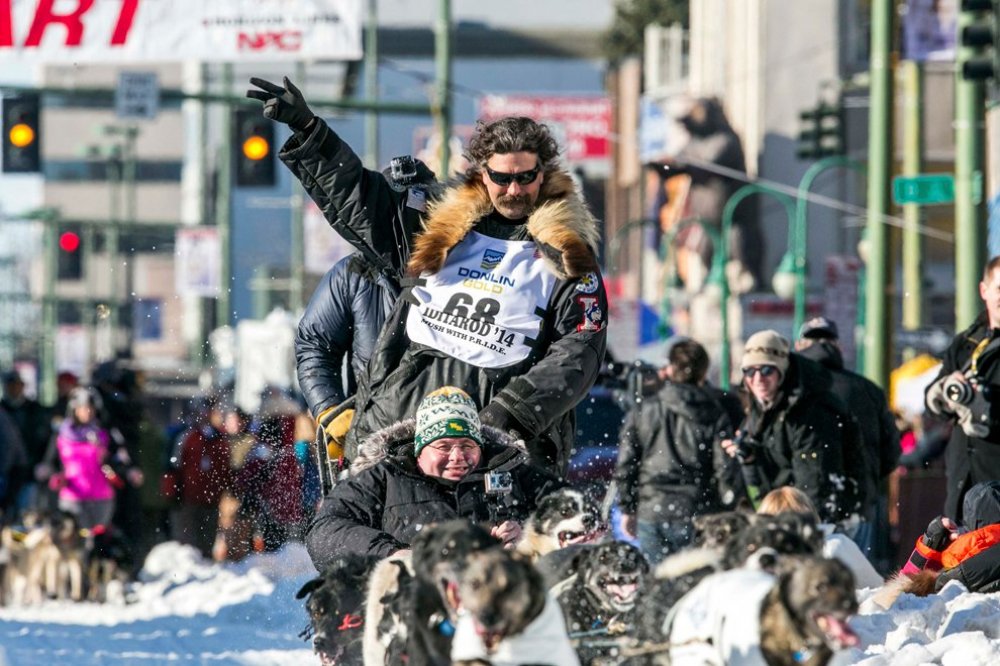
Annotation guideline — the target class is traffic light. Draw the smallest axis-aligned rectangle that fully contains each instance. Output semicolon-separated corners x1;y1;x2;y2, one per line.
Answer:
233;108;276;187
958;0;998;81
796;101;844;160
57;226;82;281
2;94;41;173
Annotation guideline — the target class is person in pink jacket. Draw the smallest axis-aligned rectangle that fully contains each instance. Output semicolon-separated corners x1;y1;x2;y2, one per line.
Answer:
51;387;118;529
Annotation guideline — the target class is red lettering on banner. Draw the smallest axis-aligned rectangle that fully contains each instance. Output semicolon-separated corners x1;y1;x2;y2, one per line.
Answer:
0;1;13;47
110;0;139;45
24;0;95;47
237;30;302;51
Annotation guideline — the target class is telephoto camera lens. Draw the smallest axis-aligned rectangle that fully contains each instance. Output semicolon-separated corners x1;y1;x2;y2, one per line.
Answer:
944;377;975;406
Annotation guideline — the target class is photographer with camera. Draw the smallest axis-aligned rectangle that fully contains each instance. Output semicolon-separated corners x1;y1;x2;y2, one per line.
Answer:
721;330;861;524
246;77;607;474
925;257;1000;523
615;339;744;563
305;387;561;569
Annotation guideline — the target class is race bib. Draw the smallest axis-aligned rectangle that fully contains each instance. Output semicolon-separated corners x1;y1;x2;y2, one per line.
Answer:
405;232;556;368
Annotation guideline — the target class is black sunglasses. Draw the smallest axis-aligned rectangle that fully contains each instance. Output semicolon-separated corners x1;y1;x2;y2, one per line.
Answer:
742;365;779;379
485;164;541;187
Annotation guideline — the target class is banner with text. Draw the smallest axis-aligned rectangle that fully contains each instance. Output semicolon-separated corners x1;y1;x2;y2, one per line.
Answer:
0;0;362;64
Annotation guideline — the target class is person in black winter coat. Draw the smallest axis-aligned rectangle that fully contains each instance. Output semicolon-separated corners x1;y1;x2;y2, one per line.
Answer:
615;339;743;562
305;387;562;570
246;77;607;474
722;330;861;524
295;254;399;446
925;256;1000;523
795;316;899;568
295;161;438;453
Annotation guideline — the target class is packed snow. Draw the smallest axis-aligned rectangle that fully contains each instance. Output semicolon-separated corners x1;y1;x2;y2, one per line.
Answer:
0;541;998;665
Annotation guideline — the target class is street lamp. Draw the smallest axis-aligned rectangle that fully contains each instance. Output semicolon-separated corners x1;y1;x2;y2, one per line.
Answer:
772;252;798;301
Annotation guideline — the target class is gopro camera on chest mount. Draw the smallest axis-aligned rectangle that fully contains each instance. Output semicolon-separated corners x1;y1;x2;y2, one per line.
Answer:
485;471;513;495
389;155;418;189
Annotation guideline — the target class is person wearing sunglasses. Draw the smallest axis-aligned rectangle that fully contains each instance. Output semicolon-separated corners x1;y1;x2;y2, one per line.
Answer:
305;387;561;568
246;77;607;476
721;329;862;526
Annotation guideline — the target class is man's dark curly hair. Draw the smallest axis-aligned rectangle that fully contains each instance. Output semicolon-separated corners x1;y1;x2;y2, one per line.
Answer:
464;116;560;169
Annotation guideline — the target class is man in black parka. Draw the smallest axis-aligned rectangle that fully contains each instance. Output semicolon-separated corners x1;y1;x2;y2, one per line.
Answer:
615;339;743;563
247;77;608;473
926;256;1000;523
795;316;899;567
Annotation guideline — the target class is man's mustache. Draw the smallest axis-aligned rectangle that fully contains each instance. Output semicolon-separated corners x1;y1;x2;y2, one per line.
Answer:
497;194;531;208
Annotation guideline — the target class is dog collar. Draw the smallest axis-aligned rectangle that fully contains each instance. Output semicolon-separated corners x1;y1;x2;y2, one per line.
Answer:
793;647;813;663
429;612;455;637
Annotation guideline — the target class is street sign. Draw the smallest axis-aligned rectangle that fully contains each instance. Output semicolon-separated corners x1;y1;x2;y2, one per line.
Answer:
115;72;159;120
895;327;953;354
892;173;955;205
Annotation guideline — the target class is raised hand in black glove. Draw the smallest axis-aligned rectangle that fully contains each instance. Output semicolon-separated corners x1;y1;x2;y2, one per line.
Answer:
245;76;315;132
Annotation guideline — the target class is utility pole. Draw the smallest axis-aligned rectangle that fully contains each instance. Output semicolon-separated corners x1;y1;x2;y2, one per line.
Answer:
434;0;452;176
216;63;234;328
363;0;379;169
901;60;924;355
106;141;122;351
863;0;894;389
954;1;990;326
289;62;307;314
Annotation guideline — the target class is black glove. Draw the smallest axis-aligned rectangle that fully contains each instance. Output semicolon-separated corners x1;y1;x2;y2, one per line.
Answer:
479;402;525;440
246;76;315;132
923;516;954;551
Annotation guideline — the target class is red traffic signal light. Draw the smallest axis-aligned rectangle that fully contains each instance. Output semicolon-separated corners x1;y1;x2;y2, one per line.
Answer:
59;230;80;253
57;226;83;280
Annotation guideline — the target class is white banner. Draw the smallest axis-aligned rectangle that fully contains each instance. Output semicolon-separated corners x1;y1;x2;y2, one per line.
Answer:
0;0;363;64
175;227;220;297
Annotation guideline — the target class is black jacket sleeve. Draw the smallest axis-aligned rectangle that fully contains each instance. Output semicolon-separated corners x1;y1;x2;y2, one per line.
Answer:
305;466;408;570
296;256;356;417
787;403;850;523
491;273;608;440
614;408;644;515
279;119;419;278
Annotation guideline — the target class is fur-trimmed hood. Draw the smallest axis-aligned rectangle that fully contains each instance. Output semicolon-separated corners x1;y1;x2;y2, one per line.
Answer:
351;418;528;476
406;167;600;281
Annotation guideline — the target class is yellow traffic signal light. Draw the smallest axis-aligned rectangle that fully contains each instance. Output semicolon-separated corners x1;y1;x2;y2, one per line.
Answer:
233;109;276;187
242;135;270;161
9;122;35;148
2;94;41;173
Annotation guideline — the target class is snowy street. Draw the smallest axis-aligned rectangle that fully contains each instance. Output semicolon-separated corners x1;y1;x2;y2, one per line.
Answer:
1;540;999;665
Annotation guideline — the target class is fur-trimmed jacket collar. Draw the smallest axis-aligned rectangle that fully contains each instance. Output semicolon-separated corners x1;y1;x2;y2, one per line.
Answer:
351;419;528;477
406;167;600;281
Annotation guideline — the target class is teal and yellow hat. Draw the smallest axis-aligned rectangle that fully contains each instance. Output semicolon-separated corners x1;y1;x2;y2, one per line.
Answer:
414;387;483;455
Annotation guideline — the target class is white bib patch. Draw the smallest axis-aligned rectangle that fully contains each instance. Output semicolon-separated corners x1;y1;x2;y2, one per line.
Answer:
406;232;556;368
406;187;427;211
